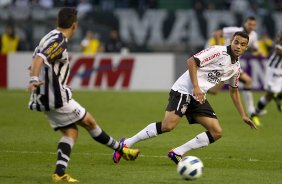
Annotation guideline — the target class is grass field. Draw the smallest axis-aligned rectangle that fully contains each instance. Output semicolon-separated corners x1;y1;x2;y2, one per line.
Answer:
0;90;282;184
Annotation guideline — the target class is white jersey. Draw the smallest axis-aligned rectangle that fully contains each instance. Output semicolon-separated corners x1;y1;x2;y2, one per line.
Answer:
264;44;282;93
29;29;71;111
171;46;240;95
222;26;259;50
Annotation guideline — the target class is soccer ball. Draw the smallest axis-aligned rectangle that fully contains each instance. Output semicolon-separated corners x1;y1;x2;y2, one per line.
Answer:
177;156;204;180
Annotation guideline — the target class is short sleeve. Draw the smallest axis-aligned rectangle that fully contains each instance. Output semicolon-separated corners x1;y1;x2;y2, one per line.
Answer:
193;46;222;67
37;34;66;63
229;68;240;88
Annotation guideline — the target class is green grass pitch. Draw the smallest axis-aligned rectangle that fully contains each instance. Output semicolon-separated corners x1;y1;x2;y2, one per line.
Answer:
0;90;281;183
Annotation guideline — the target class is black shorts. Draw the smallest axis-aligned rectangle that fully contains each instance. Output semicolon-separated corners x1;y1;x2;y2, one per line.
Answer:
166;90;217;124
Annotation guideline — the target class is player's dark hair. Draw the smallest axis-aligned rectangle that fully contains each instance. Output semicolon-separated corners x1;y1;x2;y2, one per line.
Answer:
244;16;256;22
57;7;77;29
232;31;249;42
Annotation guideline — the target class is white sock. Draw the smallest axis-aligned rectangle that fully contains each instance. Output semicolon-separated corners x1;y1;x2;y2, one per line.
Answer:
173;132;211;156
124;123;159;147
242;90;255;115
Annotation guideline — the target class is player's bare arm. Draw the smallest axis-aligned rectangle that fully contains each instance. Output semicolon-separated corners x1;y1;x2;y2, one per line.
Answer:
27;56;45;93
213;29;223;45
187;57;205;104
229;86;257;129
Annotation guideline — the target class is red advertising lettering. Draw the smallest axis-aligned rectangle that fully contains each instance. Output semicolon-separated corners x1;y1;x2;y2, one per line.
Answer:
0;54;7;87
67;57;95;87
95;58;134;88
67;56;134;88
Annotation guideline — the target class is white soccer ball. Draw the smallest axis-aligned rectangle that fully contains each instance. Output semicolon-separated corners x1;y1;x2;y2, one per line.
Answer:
177;156;204;180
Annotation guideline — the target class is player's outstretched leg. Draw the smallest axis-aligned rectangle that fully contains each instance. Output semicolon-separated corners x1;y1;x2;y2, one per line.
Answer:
78;113;140;162
113;122;162;163
52;125;79;182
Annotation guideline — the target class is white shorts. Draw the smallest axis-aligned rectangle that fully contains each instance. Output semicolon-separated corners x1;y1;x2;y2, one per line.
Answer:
264;67;282;93
44;99;86;130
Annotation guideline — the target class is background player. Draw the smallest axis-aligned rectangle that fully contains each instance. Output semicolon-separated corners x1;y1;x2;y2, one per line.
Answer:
252;32;282;118
211;16;262;125
113;31;256;164
27;7;139;182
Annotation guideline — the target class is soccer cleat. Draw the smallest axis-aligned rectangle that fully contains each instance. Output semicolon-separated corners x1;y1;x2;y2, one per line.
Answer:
52;173;79;183
251;114;261;127
168;150;182;165
274;95;282;112
113;138;140;163
113;138;126;163
122;147;140;161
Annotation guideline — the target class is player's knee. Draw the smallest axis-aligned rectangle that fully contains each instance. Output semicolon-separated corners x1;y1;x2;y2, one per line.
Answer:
161;123;176;132
79;113;97;130
210;127;222;141
161;119;178;132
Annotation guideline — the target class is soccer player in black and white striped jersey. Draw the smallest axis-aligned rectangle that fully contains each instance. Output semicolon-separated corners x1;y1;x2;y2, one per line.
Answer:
252;32;282;118
27;7;139;182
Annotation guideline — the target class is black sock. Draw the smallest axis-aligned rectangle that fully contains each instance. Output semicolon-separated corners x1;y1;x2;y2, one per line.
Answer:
156;122;162;134
205;131;215;144
54;137;73;176
89;126;122;152
255;96;268;114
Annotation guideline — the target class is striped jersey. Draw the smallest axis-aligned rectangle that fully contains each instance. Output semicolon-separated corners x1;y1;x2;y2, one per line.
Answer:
29;29;71;111
222;26;259;50
171;46;240;95
268;44;282;69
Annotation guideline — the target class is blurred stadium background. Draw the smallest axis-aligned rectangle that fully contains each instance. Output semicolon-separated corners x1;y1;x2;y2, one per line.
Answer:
1;0;281;91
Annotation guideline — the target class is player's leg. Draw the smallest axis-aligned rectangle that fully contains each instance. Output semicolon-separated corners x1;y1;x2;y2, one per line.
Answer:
170;116;220;164
239;72;256;115
207;82;225;95
124;111;182;148
168;98;219;164
77;112;140;162
53;124;79;182
253;91;274;115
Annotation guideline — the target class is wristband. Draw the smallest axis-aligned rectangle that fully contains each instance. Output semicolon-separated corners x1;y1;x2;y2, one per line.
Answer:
29;76;39;83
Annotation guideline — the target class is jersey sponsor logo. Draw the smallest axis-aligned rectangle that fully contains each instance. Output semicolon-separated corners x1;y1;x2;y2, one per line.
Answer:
200;52;220;65
45;42;58;55
207;70;221;84
50;46;64;60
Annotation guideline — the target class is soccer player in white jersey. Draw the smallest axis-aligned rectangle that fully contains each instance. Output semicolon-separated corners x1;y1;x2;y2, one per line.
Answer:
27;8;139;182
113;31;257;164
212;16;261;125
252;32;282;116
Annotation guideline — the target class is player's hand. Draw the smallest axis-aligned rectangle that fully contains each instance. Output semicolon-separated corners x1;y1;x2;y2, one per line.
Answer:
242;116;257;129
28;81;45;93
193;86;205;104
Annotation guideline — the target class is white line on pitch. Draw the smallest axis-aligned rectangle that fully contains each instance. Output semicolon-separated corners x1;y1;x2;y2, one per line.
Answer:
1;150;281;163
